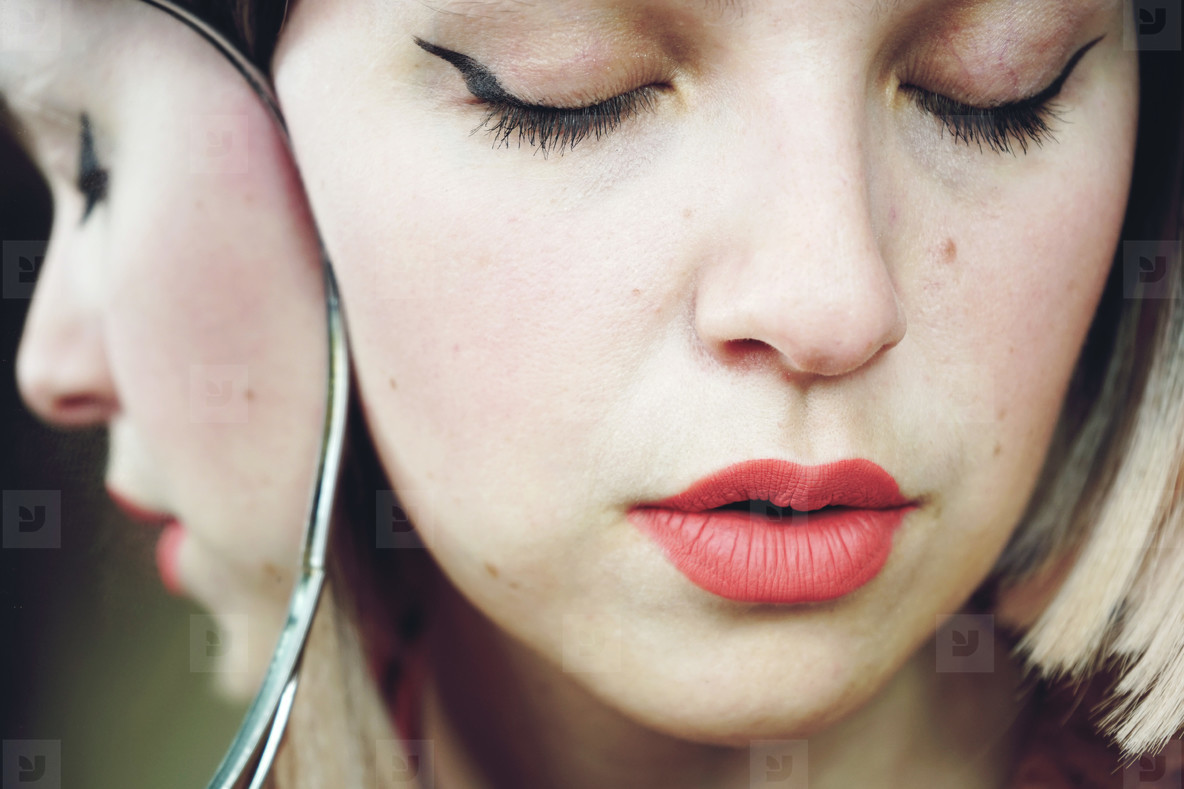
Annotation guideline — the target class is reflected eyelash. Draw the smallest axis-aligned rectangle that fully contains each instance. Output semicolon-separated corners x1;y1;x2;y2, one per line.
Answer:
900;35;1104;156
415;37;661;156
77;113;108;220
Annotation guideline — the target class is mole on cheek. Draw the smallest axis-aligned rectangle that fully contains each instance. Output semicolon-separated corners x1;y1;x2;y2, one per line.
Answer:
940;238;958;265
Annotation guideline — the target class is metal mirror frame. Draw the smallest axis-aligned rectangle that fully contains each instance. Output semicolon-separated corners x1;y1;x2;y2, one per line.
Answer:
132;2;348;786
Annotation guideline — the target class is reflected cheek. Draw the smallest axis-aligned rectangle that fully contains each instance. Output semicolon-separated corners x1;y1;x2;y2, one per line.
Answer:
102;157;322;555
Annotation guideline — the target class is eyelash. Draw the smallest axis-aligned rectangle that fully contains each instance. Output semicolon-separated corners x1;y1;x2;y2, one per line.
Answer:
477;89;662;156
898;87;1062;155
480;84;1058;157
424;35;1100;158
77;113;109;220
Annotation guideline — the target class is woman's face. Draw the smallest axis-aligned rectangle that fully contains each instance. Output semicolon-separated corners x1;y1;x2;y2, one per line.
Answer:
7;0;326;695
275;0;1136;739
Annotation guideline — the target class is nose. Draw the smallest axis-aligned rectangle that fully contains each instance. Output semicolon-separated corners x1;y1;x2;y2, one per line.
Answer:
693;92;906;381
15;233;118;427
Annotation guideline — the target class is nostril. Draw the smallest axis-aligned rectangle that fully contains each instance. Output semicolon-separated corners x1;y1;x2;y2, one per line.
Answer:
16;359;118;428
44;394;116;428
716;339;775;370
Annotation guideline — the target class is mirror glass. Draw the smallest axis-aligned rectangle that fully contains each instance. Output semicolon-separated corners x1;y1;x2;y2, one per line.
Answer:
0;1;328;786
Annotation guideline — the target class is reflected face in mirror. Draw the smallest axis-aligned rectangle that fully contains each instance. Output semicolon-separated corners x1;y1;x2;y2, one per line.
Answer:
274;0;1137;754
3;0;326;696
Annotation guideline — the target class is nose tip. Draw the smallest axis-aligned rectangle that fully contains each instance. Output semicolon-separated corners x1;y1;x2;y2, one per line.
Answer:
14;245;118;429
696;260;908;381
774;288;906;378
16;327;119;428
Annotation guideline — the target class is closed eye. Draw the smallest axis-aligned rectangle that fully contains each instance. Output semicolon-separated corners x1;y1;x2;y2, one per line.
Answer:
414;37;664;156
417;33;1103;159
899;35;1104;155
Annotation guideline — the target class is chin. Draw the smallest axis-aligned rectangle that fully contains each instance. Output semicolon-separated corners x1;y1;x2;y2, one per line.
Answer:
580;653;888;748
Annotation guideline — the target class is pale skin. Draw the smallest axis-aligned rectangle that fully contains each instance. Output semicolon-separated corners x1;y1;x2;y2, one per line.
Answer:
8;0;327;696
273;0;1138;785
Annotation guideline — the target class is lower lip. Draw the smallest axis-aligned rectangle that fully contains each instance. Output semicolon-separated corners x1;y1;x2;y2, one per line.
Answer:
155;522;185;596
628;505;917;604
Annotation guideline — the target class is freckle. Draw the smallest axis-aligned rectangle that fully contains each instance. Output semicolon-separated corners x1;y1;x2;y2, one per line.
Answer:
940;238;957;265
389;377;398;390
632;288;641;297
484;562;499;579
509;580;520;590
245;388;255;401
993;441;1002;457
682;207;693;221
997;406;1008;421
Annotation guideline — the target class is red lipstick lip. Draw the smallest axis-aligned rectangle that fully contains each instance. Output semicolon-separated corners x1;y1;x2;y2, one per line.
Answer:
628;458;919;604
641;457;914;512
156;521;185;597
106;487;174;527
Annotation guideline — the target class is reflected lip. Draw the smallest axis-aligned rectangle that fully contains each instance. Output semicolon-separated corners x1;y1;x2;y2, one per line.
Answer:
107;486;186;595
156;522;185;597
627;458;919;604
106;486;174;527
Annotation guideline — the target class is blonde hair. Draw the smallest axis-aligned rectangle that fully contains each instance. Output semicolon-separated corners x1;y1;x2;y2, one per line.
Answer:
991;43;1184;756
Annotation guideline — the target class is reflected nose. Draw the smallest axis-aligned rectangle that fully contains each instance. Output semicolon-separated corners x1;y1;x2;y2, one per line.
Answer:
15;238;118;427
694;105;906;380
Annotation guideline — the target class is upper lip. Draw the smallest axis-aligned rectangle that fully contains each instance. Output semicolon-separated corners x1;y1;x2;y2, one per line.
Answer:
638;458;914;513
106;486;175;526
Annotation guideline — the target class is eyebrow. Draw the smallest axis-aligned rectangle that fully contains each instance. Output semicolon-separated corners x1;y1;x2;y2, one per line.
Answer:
432;0;751;23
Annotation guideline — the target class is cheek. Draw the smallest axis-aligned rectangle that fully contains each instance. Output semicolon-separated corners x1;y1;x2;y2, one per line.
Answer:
338;149;674;485
908;161;1129;456
103;96;326;570
873;112;1135;597
347;192;659;575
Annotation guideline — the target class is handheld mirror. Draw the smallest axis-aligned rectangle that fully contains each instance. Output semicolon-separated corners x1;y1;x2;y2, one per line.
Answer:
0;1;346;786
